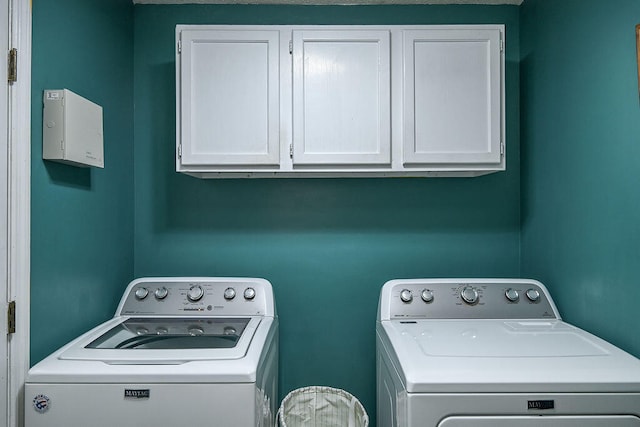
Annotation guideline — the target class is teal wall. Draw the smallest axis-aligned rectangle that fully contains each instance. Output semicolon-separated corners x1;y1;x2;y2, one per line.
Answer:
30;2;523;423
28;0;640;422
520;0;640;356
30;0;135;363
133;5;521;419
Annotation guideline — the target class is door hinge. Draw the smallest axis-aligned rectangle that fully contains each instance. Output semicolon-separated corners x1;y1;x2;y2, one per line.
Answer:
500;141;505;155
289;40;293;55
499;38;504;52
177;39;182;54
178;144;182;158
289;144;293;158
8;48;17;84
7;301;16;334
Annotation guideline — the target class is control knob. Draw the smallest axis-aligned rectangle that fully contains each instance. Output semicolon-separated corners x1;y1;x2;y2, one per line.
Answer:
224;287;236;300
134;287;149;300
526;288;540;302
400;289;413;303
460;286;479;305
244;287;256;300
421;289;434;303
154;287;169;300
187;285;205;302
505;288;520;302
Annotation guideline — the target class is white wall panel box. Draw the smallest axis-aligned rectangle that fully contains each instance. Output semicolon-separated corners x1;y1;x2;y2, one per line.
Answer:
43;89;104;168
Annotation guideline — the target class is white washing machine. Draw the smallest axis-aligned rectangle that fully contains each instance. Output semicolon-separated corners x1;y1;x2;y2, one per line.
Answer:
26;277;278;427
377;278;640;427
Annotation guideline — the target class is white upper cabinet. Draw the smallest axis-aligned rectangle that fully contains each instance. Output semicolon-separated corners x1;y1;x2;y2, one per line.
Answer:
292;30;391;166
402;28;503;168
176;25;505;178
177;29;280;167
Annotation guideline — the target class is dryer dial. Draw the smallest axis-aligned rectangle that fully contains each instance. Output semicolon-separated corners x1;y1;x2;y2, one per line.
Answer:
243;287;256;300
526;288;540;302
224;287;236;300
187;285;205;302
505;288;519;302
460;286;479;305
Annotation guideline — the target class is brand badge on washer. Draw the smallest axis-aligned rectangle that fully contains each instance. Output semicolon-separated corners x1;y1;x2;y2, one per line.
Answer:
32;394;50;413
124;389;150;399
528;400;554;410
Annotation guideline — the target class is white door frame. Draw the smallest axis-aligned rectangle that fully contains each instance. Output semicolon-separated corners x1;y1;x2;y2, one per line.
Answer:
6;0;31;426
1;0;9;419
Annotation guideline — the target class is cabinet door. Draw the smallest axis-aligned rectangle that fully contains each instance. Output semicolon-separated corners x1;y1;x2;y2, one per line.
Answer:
403;28;502;166
292;30;391;166
179;30;280;166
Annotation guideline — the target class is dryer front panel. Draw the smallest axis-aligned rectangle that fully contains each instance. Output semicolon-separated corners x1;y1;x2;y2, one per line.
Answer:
439;416;640;427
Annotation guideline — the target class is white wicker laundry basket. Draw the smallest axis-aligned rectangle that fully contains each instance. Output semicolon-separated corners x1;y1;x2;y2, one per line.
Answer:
277;386;369;427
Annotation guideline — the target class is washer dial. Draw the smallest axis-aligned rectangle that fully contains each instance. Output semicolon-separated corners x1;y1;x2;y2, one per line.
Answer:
400;289;413;303
421;289;434;303
134;287;149;300
187;285;205;302
154;287;169;300
460;286;479;305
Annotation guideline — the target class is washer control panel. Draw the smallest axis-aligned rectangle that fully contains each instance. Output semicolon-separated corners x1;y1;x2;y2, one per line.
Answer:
118;278;273;317
382;279;558;320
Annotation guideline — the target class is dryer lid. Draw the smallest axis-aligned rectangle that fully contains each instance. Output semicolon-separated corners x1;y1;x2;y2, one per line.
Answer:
379;319;640;393
415;320;608;358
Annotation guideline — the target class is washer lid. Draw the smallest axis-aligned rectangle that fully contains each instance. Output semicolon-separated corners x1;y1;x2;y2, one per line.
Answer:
59;317;261;363
379;319;640;393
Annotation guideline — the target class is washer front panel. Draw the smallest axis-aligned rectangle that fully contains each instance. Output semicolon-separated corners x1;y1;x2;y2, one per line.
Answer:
118;277;274;317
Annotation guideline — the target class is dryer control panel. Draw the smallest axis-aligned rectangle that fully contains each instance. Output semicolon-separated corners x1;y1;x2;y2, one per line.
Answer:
379;279;559;320
117;277;275;317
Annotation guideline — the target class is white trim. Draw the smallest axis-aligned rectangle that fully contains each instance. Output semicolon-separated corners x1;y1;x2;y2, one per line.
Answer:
7;0;31;426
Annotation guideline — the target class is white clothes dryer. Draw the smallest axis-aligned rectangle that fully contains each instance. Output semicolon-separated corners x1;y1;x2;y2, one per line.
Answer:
26;277;278;427
377;278;640;427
